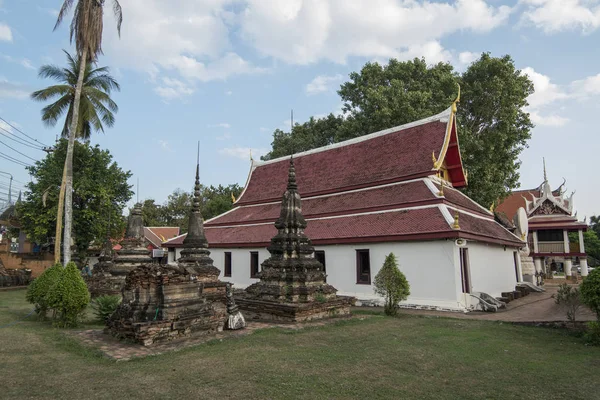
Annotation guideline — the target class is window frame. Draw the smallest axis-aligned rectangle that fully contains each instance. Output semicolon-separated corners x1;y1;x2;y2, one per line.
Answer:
314;250;326;274
224;252;232;277
250;251;259;279
356;249;371;285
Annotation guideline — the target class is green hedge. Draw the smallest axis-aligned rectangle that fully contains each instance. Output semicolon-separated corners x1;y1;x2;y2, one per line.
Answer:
26;263;63;318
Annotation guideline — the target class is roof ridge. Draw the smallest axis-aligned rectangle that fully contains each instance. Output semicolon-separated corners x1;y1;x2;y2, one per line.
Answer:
255;107;452;166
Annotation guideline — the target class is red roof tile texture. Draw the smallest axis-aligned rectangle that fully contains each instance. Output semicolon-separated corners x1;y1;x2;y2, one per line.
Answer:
238;121;447;205
434;184;490;216
495;190;536;220
208;181;437;226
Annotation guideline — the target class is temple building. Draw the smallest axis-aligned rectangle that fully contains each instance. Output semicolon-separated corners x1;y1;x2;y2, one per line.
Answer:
496;164;589;281
165;100;526;311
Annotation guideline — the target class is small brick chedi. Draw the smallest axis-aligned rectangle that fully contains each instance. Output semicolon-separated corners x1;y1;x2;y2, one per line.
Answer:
87;203;152;296
238;158;355;321
106;164;245;346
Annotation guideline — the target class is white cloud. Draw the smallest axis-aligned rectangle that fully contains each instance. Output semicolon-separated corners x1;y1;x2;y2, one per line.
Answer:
571;73;600;97
157;140;173;152
0;78;29;99
102;0;266;93
239;0;511;65
522;67;570;127
0;23;12;42
208;123;231;128
521;0;600;34
1;54;35;71
225;90;233;96
219;146;267;160
153;77;194;100
305;74;343;95
458;51;480;66
216;132;232;141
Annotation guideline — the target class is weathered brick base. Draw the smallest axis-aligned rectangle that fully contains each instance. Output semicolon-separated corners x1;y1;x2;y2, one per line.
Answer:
236;296;355;322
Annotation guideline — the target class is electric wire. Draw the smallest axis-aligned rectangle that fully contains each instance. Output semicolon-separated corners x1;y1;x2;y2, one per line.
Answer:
0;139;38;162
0;152;31;167
0;116;50;148
0;127;46;150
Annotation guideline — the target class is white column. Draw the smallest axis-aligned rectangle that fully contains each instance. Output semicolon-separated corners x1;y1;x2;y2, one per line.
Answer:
578;230;586;253
533;258;543;285
563;230;570;253
581;258;589;277
532;231;539;253
515;252;523;282
565;258;573;277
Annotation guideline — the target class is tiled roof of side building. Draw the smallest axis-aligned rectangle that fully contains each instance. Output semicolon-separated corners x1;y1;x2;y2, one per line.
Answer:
166;206;523;248
495;190;536;221
432;183;492;217
237;109;455;205
206;180;438;226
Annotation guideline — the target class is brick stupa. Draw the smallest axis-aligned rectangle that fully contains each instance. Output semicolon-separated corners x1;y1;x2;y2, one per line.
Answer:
105;163;244;346
87;204;152;296
237;157;355;321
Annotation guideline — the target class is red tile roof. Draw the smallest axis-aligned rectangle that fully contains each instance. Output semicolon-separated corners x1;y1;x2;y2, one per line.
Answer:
237;112;453;206
495;190;536;221
142;227;181;248
434;183;492;217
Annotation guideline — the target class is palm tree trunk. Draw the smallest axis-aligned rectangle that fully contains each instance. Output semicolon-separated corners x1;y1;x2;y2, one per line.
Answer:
62;46;88;265
54;163;67;264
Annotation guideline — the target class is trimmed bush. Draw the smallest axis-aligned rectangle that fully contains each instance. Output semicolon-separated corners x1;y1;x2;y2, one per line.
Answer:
580;268;600;321
91;295;121;322
46;262;91;328
26;263;63;318
552;283;583;324
373;253;411;316
584;321;600;346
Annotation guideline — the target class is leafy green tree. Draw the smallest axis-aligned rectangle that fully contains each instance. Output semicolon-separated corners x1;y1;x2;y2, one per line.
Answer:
580;268;600;321
373;253;410;316
570;230;600;267
590;215;600;238
52;0;123;265
140;199;164;227
263;54;534;207
31;51;120;140
17;139;133;257
202;184;243;220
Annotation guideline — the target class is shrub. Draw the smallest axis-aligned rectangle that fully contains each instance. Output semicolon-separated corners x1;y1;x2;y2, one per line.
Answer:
46;262;91;328
552;283;582;324
373;253;410;316
91;295;121;322
584;321;600;346
25;263;63;318
580;268;600;321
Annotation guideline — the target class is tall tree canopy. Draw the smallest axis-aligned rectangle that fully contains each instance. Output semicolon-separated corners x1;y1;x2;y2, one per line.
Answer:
17;139;132;257
263;54;534;207
31;51;120;140
140;184;242;233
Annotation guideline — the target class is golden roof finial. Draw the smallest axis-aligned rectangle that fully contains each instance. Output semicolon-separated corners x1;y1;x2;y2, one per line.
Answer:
231;193;236;203
452;210;460;229
452;83;460;113
489;202;495;213
432;151;437;166
438;174;445;196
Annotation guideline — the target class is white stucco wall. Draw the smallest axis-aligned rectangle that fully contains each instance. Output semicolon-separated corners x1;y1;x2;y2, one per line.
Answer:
168;239;519;311
467;242;518;298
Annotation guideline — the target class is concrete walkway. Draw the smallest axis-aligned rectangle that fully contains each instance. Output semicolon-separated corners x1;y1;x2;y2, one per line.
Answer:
391;284;596;323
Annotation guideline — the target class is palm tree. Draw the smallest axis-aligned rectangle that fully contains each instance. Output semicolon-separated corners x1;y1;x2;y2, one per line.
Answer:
32;51;120;140
53;0;122;264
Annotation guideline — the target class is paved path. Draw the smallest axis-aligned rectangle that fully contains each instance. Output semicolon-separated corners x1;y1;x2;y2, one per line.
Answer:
392;284;596;323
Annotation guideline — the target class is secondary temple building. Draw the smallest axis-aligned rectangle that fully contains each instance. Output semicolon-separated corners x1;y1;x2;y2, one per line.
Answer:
496;164;589;281
164;102;526;311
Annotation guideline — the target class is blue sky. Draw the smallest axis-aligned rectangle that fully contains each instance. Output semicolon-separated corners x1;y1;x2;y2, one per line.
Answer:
0;0;599;219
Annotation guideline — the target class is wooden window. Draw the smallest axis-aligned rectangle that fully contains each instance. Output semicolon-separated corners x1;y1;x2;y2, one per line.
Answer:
250;251;259;278
356;249;371;284
224;252;232;277
537;229;564;242
460;248;471;293
314;250;326;274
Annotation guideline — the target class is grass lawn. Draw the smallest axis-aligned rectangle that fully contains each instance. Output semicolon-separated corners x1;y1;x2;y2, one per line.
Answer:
1;289;599;400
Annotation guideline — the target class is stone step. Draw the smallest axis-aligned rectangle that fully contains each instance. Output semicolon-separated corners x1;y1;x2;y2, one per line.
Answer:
512;290;522;300
497;296;510;303
501;292;515;301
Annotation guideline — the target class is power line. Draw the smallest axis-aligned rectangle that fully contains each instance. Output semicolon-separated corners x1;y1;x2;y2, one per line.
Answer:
0;127;46;150
0;116;50;148
0;152;31;167
0;139;38;162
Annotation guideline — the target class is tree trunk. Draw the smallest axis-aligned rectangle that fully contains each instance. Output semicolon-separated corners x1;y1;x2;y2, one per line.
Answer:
54;163;67;264
62;47;88;265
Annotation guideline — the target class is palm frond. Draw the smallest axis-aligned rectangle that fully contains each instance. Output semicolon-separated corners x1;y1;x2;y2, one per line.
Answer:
85;73;120;93
113;0;123;36
54;0;75;31
37;65;68;83
87;95;116;128
40;94;73;128
83;87;119;112
31;85;72;102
